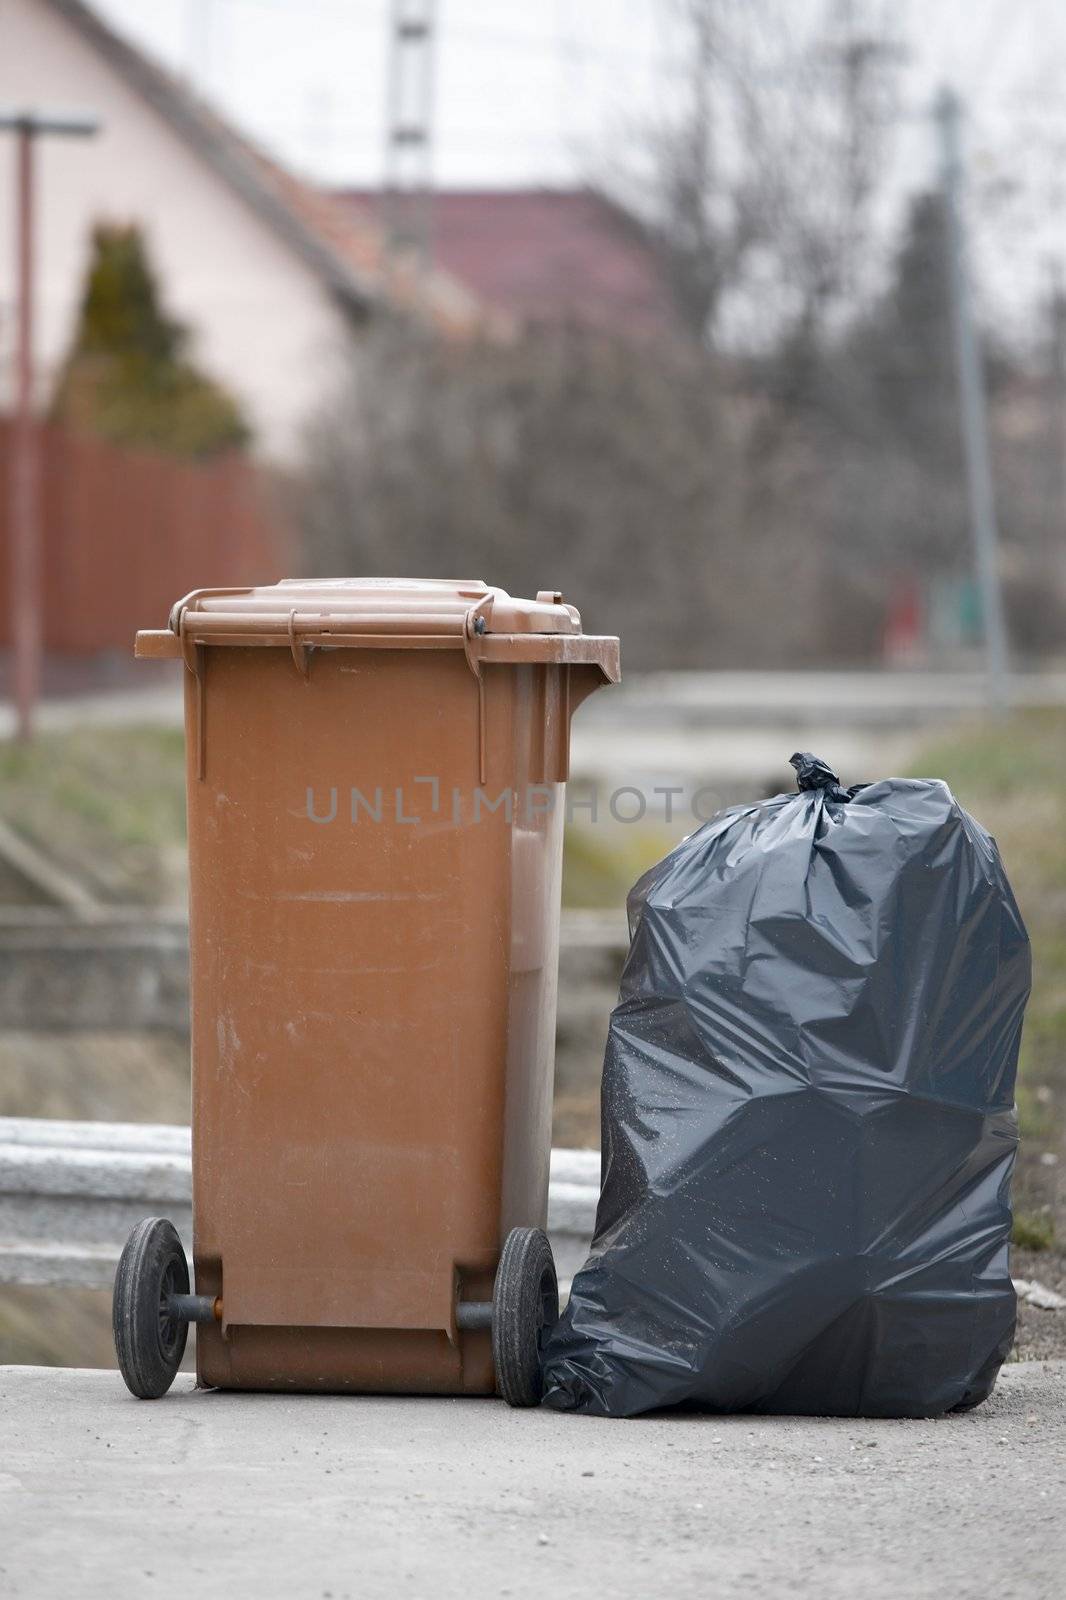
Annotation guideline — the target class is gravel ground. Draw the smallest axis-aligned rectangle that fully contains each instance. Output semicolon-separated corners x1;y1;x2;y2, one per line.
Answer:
1014;1251;1066;1361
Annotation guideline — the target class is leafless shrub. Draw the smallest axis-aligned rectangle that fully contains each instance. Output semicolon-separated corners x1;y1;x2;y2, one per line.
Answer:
297;320;874;668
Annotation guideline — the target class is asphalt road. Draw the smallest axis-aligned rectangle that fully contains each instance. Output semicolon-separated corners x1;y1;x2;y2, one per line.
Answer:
1;1363;1063;1600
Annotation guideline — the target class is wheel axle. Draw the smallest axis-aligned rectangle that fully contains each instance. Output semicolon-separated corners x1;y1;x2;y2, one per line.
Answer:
455;1300;493;1331
166;1293;221;1325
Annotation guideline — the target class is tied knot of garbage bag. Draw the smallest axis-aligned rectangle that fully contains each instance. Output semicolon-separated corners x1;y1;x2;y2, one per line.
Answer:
790;751;856;803
790;751;840;791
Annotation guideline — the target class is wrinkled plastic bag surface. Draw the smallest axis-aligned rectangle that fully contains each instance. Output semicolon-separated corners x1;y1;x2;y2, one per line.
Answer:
542;754;1030;1418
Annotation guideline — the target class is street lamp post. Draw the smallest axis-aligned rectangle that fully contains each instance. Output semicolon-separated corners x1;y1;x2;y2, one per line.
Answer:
934;87;1010;708
1;109;99;740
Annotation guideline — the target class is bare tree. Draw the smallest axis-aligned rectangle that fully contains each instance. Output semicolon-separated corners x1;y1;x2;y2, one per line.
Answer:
294;3;1065;672
628;0;903;350
295;319;869;669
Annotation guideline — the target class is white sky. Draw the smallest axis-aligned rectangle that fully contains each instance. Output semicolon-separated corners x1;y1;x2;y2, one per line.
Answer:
90;0;1066;342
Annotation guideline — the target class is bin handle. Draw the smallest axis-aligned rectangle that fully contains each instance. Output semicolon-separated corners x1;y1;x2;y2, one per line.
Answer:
177;605;207;781
463;593;494;784
288;610;311;679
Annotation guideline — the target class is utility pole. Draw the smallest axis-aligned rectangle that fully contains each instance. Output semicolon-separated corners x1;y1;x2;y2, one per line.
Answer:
1046;259;1066;553
934;85;1010;706
1;109;98;740
381;0;438;288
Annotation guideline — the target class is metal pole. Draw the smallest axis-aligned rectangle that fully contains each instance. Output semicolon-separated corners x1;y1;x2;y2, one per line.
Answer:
1;108;99;740
10;123;40;742
934;85;1010;706
381;0;438;288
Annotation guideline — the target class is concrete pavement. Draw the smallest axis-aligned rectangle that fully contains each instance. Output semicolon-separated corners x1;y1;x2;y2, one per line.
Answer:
1;1362;1063;1600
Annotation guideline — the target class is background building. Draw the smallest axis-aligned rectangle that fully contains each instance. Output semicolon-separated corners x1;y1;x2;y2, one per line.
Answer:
338;187;685;342
0;0;480;461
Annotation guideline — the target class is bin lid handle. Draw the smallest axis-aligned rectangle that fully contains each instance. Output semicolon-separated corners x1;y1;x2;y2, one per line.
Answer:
463;594;494;784
288;610;311;679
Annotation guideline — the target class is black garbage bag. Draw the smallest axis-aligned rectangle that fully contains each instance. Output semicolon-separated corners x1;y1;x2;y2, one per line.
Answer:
542;753;1030;1418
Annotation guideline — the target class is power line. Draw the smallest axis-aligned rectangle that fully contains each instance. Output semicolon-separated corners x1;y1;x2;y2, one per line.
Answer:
182;0;897;83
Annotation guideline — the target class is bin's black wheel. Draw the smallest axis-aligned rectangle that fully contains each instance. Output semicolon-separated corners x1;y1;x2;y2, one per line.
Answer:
492;1226;559;1408
112;1217;189;1399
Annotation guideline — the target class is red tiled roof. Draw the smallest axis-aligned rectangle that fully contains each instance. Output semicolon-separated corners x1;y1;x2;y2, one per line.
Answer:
337;188;682;341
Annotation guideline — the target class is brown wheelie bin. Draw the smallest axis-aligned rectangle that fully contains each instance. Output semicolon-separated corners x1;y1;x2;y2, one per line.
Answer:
113;579;619;1405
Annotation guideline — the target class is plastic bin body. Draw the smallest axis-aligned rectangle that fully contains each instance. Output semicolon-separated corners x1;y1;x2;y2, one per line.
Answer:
136;579;619;1393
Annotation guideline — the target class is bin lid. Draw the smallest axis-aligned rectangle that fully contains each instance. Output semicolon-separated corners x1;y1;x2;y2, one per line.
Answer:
135;578;620;680
172;578;579;636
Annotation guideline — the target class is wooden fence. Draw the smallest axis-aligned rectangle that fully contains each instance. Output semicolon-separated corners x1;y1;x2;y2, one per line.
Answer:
0;423;293;654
